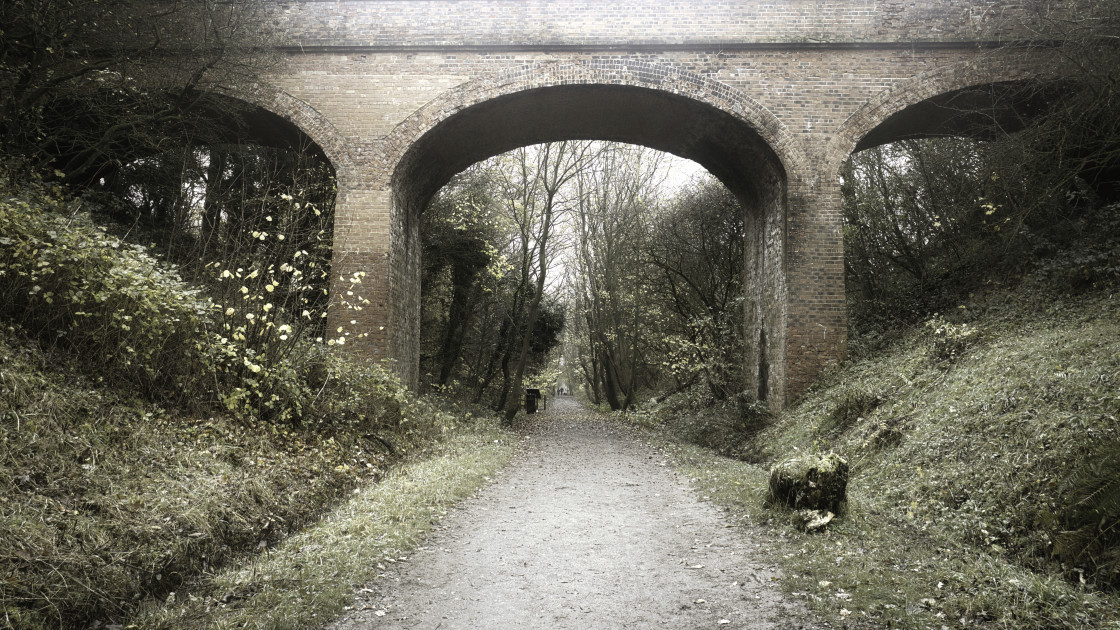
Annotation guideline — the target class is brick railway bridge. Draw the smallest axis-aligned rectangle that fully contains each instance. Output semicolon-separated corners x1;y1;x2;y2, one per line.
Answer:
242;0;1068;407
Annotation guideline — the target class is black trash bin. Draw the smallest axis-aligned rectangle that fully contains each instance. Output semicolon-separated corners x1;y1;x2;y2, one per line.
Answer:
525;388;541;414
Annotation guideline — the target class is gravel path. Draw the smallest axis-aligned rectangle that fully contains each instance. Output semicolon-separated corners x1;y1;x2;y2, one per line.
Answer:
328;397;818;629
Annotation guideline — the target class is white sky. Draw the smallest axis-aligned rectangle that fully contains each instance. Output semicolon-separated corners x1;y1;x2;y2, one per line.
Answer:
657;154;709;197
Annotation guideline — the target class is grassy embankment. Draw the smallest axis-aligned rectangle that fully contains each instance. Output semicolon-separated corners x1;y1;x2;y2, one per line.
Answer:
0;167;517;630
1;330;516;630
642;288;1120;629
133;425;515;629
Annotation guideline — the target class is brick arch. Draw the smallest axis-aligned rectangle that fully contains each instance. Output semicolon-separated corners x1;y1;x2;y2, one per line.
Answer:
382;58;799;201
831;53;1066;162
228;86;357;172
375;59;796;403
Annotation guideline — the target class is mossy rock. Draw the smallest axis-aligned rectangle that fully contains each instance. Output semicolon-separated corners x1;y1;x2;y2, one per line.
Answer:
767;452;849;513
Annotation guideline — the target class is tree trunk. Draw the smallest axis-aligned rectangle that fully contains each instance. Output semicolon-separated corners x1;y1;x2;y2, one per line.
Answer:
201;148;227;258
437;263;478;385
502;290;545;423
599;344;623;411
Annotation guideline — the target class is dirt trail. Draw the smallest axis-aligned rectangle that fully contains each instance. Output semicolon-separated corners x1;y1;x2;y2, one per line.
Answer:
328;398;817;629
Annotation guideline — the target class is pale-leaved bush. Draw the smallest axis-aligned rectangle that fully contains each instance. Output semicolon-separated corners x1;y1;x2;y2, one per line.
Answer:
924;314;981;363
0;163;407;429
0;165;214;401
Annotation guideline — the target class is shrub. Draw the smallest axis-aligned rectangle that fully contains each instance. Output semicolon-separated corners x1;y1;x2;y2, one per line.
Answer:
0;166;215;401
633;388;772;459
1055;440;1120;588
0;164;390;429
817;386;881;436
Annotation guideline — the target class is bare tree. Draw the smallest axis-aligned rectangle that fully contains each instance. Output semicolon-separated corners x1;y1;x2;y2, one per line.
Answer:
499;142;591;423
568;143;665;410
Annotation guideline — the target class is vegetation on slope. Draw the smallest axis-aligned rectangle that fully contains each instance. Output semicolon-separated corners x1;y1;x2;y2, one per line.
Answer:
135;426;515;630
0;164;509;630
0;327;387;628
639;285;1120;629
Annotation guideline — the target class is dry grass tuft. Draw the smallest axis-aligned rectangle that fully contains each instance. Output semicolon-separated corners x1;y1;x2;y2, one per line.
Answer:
133;423;516;630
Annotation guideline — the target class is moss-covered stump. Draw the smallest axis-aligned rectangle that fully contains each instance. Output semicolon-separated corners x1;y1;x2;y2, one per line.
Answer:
767;452;849;513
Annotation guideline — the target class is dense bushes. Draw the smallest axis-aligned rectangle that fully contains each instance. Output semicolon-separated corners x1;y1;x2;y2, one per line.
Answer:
844;138;1095;335
0;167;214;401
0;162;493;629
0;162;403;430
629;388;770;459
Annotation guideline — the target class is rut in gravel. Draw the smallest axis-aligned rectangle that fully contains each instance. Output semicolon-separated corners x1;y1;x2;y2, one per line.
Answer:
329;397;817;630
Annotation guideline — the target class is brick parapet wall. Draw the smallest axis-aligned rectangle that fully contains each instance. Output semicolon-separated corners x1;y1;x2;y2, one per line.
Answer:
269;0;1046;49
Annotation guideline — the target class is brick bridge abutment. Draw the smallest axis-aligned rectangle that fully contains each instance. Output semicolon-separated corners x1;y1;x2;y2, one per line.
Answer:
241;1;1070;408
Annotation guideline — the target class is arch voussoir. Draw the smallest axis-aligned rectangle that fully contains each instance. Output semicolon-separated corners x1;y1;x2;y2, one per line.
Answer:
382;58;799;190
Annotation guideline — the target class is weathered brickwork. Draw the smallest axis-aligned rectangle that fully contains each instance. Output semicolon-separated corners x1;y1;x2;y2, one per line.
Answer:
269;0;1041;48
244;1;1069;407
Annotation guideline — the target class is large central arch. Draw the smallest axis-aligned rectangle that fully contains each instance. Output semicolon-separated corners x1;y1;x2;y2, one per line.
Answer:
377;60;794;403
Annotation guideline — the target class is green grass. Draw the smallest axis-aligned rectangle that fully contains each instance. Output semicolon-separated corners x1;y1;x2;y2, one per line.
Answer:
0;326;397;630
0;321;514;630
133;423;516;630
642;289;1120;629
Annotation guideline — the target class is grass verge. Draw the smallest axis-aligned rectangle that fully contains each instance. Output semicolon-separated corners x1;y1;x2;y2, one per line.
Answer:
0;169;517;630
668;441;1120;630
639;289;1120;629
0;325;398;630
130;422;517;629
0;320;513;630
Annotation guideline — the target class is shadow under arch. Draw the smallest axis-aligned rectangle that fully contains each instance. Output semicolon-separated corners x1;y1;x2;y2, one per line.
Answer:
47;87;343;193
392;83;790;214
199;89;347;172
386;77;791;403
853;79;1069;152
833;55;1068;158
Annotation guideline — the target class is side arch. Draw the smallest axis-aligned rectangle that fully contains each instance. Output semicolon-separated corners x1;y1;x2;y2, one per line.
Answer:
831;52;1067;159
230;86;358;172
796;52;1069;404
